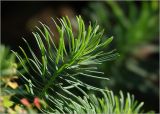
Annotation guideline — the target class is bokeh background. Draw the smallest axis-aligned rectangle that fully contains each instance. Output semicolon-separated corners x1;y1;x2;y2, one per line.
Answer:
1;1;159;112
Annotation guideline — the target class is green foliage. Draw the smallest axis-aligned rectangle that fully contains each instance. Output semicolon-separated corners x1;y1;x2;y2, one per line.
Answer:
0;45;18;95
85;1;158;54
53;90;153;114
0;45;17;77
0;45;38;114
12;16;153;113
83;1;159;97
107;1;158;54
12;15;117;95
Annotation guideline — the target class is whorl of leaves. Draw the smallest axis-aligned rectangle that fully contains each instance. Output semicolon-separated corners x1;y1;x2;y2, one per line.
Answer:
52;91;153;114
12;16;117;94
11;16;152;113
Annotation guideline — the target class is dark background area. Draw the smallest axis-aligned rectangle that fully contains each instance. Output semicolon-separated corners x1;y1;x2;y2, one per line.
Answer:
2;1;88;50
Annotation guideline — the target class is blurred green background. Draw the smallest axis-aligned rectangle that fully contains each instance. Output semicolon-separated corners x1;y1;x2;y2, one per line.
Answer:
1;1;159;112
